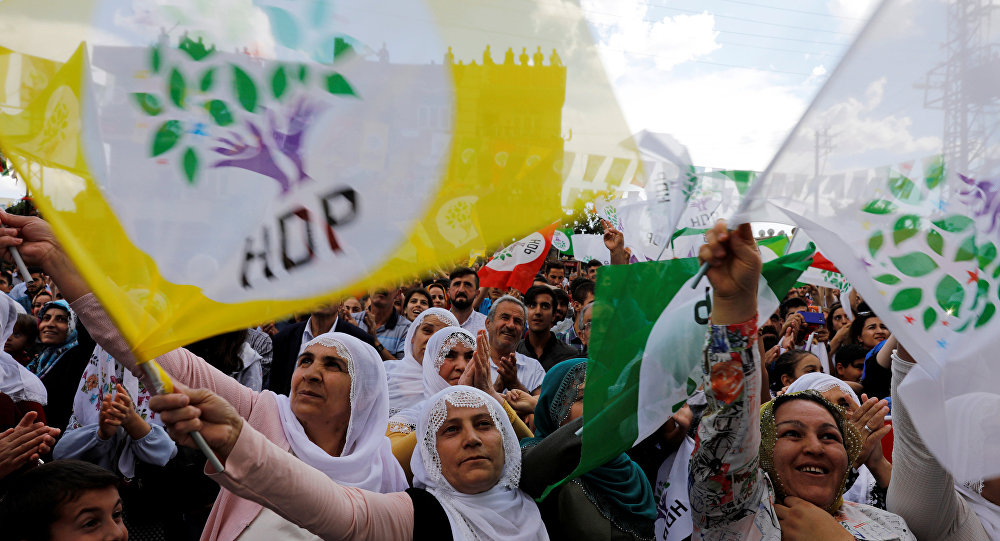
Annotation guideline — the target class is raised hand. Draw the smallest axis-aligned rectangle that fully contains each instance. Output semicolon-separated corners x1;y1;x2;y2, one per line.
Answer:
0;212;89;301
98;390;128;440
504;389;537;415
0;411;59;478
463;330;505;405
150;382;243;467
852;394;892;469
698;221;761;325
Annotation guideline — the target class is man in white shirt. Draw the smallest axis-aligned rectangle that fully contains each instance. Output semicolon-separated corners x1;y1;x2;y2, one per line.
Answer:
447;267;487;335
484;295;545;395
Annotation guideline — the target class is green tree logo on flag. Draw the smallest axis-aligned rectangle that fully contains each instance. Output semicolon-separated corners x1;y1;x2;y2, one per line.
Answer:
861;157;997;335
133;36;358;187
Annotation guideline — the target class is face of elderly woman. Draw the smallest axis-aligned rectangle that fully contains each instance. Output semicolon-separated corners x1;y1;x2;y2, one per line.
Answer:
772;399;849;509
435;404;505;494
438;344;474;385
412;315;451;363
290;344;352;436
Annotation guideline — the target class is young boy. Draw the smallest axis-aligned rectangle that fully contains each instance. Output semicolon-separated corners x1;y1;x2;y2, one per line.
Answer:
0;459;127;540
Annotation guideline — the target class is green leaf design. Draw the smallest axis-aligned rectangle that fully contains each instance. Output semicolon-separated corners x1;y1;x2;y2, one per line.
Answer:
325;73;357;96
179;36;216;61
976;302;996;328
933;215;974;233
972;279;989;310
334;37;354;60
890;288;922;311
861;199;897;214
955;235;977;262
204;100;234;126
888;174;923;204
927;230;944;256
199;68;216;92
151;45;161;73
151;120;183;156
978;242;997;270
272;66;288;100
169;68;186;108
925;156;944;189
298;64;308;82
132;93;162;116
868;231;884;257
874;274;901;285
890;252;939;277
923;307;936;330
233;66;258;112
182;147;198;184
892;214;922;245
935;274;964;316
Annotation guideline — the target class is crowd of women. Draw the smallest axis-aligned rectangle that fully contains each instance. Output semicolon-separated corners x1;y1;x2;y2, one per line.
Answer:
0;211;997;541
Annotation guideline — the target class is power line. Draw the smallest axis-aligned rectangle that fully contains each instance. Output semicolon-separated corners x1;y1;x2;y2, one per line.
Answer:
716;40;839;57
637;2;856;35
719;29;847;46
714;0;867;21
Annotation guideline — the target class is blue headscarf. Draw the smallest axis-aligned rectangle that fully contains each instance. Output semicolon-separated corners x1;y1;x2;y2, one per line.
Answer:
27;300;79;379
520;358;656;522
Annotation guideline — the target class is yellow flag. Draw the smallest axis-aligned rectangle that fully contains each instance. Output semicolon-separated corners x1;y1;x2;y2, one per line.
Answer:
0;0;633;360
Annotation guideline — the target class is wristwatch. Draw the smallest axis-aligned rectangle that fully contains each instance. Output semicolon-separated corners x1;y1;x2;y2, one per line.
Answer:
374;342;385;353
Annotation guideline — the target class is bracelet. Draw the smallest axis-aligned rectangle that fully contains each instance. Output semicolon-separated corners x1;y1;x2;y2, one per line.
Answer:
374;342;385;353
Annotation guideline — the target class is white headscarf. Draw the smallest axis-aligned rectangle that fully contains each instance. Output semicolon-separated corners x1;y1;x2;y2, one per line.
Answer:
411;386;547;541
389;326;474;431
0;292;46;405
274;332;408;493
786;372;861;407
385;308;458;417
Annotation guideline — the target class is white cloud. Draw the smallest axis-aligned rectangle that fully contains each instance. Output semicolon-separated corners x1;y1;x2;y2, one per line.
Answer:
612;66;815;171
582;0;721;81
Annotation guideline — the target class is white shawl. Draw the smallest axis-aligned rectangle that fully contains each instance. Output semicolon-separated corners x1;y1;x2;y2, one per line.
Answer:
389;326;474;432
0;292;46;405
275;331;408;493
385;308;458;417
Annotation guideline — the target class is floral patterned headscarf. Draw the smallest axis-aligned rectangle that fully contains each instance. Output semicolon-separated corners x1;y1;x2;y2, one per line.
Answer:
759;390;864;514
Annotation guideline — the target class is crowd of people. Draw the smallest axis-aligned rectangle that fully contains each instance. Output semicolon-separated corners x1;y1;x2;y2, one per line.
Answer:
0;211;996;541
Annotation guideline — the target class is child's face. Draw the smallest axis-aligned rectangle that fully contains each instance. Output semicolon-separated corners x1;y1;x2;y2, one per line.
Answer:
4;328;29;356
49;486;128;541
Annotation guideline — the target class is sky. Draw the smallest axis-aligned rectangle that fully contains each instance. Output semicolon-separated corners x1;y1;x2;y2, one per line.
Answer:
581;0;881;171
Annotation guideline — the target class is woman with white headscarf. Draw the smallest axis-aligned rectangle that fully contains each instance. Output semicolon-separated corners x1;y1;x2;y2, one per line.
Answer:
150;382;549;541
0;293;47;422
786;372;893;508
386;326;533;481
59;290;408;540
385;307;459;417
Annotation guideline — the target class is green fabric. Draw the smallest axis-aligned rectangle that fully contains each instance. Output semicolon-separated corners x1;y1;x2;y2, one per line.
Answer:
521;358;656;519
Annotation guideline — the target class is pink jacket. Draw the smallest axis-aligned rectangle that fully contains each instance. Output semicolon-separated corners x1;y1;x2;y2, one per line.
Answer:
72;294;298;540
211;419;414;540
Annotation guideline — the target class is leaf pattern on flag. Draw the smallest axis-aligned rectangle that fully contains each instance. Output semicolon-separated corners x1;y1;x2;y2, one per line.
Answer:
862;156;998;332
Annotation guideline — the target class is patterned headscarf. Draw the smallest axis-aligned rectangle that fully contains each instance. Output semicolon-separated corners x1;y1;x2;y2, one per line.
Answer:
27;300;79;379
759;390;864;513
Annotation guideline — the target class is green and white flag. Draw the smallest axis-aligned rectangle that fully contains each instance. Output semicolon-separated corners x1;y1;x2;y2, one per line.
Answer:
547;246;814;497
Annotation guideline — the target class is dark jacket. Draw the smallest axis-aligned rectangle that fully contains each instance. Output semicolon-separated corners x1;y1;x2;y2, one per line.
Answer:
265;320;375;396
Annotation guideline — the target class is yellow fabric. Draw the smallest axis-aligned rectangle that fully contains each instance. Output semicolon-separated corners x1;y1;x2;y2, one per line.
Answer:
388;400;532;485
0;0;634;363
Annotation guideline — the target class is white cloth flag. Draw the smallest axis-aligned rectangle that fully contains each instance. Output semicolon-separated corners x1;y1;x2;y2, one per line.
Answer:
569;234;611;265
734;0;1000;482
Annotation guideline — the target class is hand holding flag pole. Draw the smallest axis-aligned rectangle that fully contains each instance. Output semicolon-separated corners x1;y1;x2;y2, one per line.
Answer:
0;213;225;472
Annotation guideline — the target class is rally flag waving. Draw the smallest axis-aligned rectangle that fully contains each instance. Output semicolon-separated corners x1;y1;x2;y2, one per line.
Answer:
732;0;1000;482
478;223;558;294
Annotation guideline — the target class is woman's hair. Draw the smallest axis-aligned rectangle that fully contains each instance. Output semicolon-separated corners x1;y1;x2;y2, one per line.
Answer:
185;329;248;374
825;302;844;335
848;311;879;348
769;349;815;393
13;313;39;344
31;290;52;302
403;287;431;310
0;459;120;541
